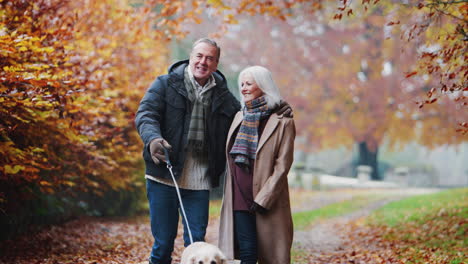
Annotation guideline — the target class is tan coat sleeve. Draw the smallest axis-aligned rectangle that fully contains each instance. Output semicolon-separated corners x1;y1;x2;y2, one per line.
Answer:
254;118;295;210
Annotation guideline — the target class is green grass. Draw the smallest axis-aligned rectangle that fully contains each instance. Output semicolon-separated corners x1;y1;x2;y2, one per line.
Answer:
367;187;468;226
367;188;468;263
210;193;385;230
292;195;381;230
209;200;222;218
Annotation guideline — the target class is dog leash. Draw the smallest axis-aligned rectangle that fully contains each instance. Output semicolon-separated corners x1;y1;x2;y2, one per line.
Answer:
162;146;194;244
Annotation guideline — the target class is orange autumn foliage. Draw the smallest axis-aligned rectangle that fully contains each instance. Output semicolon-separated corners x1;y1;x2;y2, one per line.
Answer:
207;0;467;135
0;0;196;213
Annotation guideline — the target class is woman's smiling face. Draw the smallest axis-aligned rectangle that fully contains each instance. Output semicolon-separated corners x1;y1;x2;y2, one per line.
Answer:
240;73;263;103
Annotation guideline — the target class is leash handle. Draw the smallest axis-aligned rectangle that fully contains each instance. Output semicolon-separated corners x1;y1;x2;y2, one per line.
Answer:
162;145;172;167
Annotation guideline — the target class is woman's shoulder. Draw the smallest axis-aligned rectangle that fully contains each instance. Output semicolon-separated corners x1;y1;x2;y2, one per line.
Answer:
271;113;295;132
270;112;294;122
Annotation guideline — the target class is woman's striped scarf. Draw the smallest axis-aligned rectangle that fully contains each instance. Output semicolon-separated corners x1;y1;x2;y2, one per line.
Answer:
230;96;272;168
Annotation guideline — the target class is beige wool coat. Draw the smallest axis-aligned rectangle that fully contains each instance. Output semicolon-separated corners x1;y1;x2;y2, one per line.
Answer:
218;111;296;264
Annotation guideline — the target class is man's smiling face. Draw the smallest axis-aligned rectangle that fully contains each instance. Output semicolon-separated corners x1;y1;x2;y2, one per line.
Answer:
189;42;219;86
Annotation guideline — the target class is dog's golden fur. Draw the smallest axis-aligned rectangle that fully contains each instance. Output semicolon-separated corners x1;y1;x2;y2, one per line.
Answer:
180;242;227;264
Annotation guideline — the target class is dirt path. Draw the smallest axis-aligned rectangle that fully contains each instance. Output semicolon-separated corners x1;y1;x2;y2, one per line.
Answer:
293;197;399;254
292;188;441;261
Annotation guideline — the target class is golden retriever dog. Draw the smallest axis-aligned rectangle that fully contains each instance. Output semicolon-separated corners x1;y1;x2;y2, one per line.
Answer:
180;241;227;264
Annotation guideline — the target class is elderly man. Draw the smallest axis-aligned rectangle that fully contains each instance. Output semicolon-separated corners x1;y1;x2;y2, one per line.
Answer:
135;38;290;264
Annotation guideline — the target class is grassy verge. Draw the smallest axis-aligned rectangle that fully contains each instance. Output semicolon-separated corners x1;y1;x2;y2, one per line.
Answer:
367;188;467;264
368;187;467;226
210;193;384;230
209;200;222;218
292;194;383;230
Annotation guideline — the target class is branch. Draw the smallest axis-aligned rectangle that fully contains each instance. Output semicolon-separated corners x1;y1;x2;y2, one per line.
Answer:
433;6;468;23
430;0;468;4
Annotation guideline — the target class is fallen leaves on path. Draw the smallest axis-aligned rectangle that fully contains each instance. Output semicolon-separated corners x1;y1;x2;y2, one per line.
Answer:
292;207;466;264
0;213;221;264
0;216;153;264
0;216;192;264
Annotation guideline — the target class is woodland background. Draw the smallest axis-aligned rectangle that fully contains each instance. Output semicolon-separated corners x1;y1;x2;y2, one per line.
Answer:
0;0;466;242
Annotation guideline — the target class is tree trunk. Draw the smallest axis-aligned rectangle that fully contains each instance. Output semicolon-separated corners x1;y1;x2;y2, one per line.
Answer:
357;141;380;180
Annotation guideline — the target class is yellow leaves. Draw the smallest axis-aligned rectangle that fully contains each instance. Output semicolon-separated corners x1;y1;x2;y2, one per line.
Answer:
62;181;75;187
39;180;52;186
4;165;25;174
3;65;22;72
160;3;182;17
207;0;223;6
24;63;51;71
64;44;74;51
207;0;230;10
34;100;55;108
99;46;114;60
192;16;203;24
224;14;238;24
40;46;54;53
89;180;100;188
32;147;45;153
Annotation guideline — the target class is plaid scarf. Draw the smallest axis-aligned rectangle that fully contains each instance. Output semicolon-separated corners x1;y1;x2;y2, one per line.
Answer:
230;96;272;168
184;67;214;154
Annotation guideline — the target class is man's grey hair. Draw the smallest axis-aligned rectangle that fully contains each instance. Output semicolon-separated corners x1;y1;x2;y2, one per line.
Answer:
238;66;282;109
192;38;221;62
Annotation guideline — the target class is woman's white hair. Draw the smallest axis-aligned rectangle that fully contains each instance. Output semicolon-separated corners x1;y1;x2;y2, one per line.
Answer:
238;65;282;109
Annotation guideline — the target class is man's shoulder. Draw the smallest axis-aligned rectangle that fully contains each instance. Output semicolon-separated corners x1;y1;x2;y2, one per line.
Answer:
156;73;171;82
168;60;189;75
150;69;183;88
148;74;170;89
219;88;241;108
212;70;227;84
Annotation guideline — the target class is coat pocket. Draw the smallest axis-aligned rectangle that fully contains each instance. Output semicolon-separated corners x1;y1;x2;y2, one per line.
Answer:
164;95;186;110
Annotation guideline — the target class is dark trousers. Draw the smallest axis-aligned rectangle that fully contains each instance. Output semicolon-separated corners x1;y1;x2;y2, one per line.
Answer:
234;210;258;264
146;180;209;264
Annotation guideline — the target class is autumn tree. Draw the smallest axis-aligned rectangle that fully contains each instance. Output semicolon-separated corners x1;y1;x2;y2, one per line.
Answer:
337;0;467;132
182;1;466;180
213;12;421;179
0;0;203;237
1;0;83;211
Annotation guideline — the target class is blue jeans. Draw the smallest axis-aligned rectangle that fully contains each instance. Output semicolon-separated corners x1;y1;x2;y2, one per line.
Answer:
234;211;258;264
146;180;209;264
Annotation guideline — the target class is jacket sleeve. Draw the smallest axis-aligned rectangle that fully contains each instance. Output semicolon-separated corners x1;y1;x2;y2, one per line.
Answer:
135;76;166;152
254;118;296;210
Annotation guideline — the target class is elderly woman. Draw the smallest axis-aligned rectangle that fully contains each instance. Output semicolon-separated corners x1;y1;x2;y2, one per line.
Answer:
218;66;295;264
